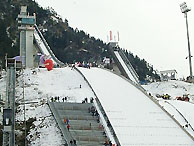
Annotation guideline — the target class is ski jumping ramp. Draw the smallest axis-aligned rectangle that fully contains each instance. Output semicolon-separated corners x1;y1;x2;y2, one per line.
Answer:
33;24;64;67
78;67;194;145
114;51;139;84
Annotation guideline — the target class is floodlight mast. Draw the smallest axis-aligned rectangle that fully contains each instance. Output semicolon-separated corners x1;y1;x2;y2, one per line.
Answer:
180;2;193;80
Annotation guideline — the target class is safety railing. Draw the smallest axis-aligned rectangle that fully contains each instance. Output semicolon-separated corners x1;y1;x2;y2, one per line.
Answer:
165;101;194;132
60;114;98;121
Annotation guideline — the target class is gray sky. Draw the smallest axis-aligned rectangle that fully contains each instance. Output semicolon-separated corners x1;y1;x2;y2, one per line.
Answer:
36;0;194;78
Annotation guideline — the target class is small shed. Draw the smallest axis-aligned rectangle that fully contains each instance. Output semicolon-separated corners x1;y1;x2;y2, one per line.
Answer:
160;70;177;81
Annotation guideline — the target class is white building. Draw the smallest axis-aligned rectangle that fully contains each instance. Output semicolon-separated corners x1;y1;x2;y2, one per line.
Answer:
18;6;37;68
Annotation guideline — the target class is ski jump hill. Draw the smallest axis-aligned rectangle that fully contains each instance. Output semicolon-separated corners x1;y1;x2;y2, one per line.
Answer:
77;67;194;145
4;6;192;145
31;24;194;144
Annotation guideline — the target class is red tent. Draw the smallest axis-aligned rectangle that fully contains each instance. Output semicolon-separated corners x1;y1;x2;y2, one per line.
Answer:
44;59;54;71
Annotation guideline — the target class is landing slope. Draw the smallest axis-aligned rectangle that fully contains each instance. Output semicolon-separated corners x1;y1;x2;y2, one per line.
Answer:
143;80;194;137
79;67;194;145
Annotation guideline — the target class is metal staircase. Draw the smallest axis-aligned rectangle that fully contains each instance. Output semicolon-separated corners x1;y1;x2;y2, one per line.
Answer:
49;102;108;146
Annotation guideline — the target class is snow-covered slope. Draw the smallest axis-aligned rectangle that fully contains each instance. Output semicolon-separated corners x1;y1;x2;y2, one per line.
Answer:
143;80;194;101
1;67;194;145
14;68;95;146
143;80;194;138
79;67;194;145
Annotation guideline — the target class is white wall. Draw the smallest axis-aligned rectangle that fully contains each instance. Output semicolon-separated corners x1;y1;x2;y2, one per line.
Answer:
26;30;36;68
20;29;36;68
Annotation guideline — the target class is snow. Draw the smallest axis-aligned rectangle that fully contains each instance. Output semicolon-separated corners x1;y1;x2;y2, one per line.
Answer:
34;28;58;65
79;67;194;145
143;80;194;100
15;69;64;146
28;115;62;146
13;67;95;145
1;67;194;145
34;29;50;56
143;80;194;138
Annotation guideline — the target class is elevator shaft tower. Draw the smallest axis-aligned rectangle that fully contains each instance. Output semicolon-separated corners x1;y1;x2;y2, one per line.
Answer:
18;6;36;68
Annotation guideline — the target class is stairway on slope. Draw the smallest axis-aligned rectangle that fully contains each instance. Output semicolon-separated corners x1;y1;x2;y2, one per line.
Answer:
53;102;108;146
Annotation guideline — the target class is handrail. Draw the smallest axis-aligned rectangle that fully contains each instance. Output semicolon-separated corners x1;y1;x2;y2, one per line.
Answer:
95;97;121;145
165;101;194;132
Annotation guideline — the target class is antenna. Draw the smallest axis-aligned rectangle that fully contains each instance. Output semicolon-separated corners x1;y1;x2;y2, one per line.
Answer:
117;31;120;42
110;31;112;41
114;35;116;42
107;35;109;43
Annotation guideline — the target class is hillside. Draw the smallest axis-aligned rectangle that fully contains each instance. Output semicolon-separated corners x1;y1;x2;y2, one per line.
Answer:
143;80;194;137
143;80;194;101
0;0;159;81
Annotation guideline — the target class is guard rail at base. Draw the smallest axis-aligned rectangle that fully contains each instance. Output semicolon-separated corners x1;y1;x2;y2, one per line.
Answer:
100;67;194;141
165;101;194;132
75;67;121;146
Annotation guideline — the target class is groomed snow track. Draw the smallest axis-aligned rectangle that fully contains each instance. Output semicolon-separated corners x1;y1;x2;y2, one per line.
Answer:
33;24;64;67
114;50;139;84
108;44;139;85
77;67;194;146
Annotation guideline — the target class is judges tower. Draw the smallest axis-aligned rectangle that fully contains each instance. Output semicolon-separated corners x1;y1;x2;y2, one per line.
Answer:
18;6;36;68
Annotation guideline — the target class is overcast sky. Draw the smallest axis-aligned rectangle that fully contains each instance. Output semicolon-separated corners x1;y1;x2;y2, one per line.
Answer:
36;0;194;78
